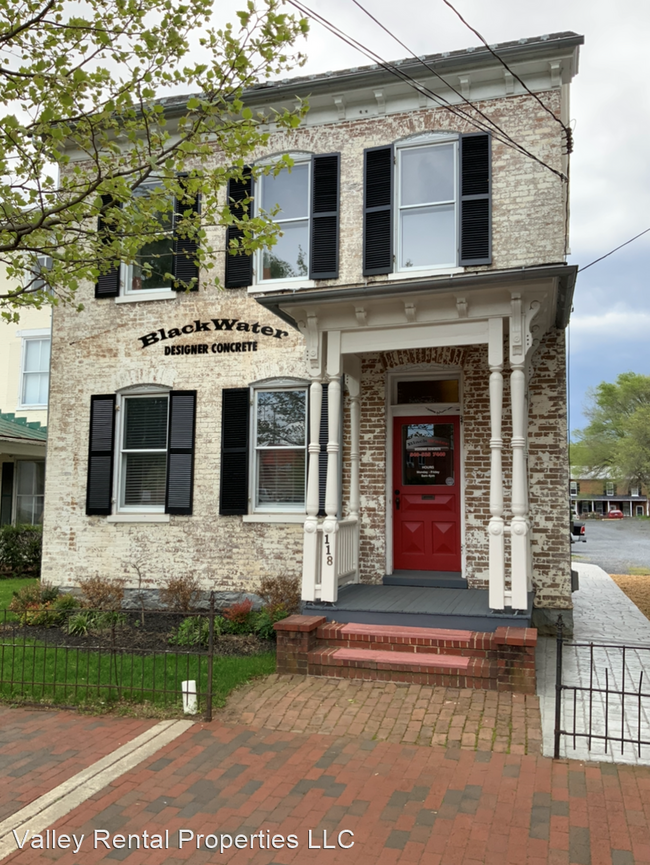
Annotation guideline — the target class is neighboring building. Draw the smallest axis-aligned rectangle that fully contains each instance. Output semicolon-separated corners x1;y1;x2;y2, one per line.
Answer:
571;471;648;517
41;32;583;633
0;266;50;526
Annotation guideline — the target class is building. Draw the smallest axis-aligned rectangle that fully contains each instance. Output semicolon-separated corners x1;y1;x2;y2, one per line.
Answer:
571;471;648;517
41;32;583;633
0;265;50;526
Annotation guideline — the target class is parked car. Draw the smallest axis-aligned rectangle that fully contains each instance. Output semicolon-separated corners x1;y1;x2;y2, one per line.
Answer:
571;520;586;543
606;509;624;519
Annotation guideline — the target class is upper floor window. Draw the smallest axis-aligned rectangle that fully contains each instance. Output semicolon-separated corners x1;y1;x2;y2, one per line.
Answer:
124;182;174;295
606;482;615;496
631;486;640;497
20;337;50;408
224;154;340;290
363;132;491;276
397;141;456;271
570;481;579;495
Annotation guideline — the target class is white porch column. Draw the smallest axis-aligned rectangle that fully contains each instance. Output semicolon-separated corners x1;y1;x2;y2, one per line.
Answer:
488;318;506;610
321;332;342;603
302;379;323;602
509;297;529;610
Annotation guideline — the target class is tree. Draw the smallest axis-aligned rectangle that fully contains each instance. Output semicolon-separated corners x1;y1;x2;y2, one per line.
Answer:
571;373;650;486
0;0;308;320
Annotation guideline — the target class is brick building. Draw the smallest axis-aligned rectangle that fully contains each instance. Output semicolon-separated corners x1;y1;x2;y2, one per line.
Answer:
41;32;583;633
571;471;649;517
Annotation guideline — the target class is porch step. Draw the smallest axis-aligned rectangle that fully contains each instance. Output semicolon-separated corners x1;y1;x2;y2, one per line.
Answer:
383;570;467;589
317;621;483;657
307;646;494;688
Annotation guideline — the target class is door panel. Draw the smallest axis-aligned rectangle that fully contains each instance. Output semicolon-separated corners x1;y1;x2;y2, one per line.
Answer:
393;415;461;572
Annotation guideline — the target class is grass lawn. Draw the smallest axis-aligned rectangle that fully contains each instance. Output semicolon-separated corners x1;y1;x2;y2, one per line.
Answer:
0;577;39;611
0;639;276;715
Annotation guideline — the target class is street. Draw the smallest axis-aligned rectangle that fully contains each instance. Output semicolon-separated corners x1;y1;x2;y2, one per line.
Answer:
572;517;650;574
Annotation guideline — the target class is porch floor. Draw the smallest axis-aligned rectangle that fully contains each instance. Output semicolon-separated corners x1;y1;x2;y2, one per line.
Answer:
304;583;534;631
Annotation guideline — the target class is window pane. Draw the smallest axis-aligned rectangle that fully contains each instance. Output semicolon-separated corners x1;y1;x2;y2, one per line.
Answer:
400;144;454;206
41;339;51;367
397;379;459;404
124;397;168;449
261;164;309;219
257;391;306;447
400;204;455;269
24;339;47;372
257;450;306;505
123;453;167;505
262;221;309;280
23;372;48;405
402;423;454;486
131;238;174;291
16;462;36;495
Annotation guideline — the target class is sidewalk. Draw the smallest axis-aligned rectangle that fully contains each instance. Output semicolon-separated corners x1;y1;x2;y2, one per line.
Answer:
537;562;650;765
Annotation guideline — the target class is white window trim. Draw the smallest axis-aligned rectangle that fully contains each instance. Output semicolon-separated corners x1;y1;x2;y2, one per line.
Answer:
395;136;459;274
250;383;308;515
253;156;312;288
606;483;615;496
17;335;51;410
114;387;170;514
631;487;640;497
107;513;171;523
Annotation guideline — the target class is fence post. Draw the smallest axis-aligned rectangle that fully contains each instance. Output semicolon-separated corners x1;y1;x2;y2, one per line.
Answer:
553;614;564;759
205;591;215;722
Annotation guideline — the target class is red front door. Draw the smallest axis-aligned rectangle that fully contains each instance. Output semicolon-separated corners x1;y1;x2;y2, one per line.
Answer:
392;415;461;573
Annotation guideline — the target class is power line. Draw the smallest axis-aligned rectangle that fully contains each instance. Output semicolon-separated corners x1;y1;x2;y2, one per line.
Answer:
578;227;650;273
347;0;560;171
286;0;567;182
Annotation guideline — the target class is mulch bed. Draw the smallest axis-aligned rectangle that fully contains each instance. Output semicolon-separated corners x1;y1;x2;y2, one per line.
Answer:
610;573;650;622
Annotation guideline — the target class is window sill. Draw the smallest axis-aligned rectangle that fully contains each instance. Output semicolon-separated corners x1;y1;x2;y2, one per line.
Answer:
106;513;170;523
389;267;464;280
16;405;48;411
115;290;177;304
248;280;316;295
242;513;306;524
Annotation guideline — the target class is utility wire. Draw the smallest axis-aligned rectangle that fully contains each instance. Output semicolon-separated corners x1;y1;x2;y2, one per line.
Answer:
577;227;650;273
347;0;565;179
286;0;567;182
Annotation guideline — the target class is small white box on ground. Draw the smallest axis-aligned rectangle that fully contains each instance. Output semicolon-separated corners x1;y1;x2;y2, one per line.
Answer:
182;680;198;714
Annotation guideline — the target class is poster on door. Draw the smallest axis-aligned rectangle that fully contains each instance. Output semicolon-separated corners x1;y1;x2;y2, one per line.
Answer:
402;423;454;486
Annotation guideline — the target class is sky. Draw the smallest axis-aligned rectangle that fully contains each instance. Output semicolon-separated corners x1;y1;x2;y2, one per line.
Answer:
245;0;650;435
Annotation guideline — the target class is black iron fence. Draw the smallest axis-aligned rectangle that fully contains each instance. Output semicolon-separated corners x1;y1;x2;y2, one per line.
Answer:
0;596;217;720
554;617;650;759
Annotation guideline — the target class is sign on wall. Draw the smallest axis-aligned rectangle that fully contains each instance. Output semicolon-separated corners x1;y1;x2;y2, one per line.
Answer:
138;318;290;353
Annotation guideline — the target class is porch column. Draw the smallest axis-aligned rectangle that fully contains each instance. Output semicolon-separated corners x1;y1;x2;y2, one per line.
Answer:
321;331;342;603
509;299;529;611
302;379;323;602
488;318;506;610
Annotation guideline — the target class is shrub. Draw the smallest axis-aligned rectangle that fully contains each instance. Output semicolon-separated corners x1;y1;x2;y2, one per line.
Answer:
78;575;125;610
67;609;126;636
0;525;42;576
168;615;225;648
222;599;255;635
8;584;80;626
256;574;301;614
159;574;201;612
254;605;291;641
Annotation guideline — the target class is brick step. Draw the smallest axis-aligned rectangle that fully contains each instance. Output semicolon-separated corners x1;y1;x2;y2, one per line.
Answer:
308;646;496;689
316;621;491;657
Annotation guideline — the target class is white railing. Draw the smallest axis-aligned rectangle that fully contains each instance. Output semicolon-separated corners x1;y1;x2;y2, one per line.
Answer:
336;518;359;588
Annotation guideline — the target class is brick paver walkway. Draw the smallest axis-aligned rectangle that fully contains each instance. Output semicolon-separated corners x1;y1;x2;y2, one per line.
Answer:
4;719;650;865
219;675;543;754
0;707;154;820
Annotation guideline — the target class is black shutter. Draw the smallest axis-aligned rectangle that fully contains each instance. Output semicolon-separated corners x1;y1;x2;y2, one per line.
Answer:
459;133;491;265
0;462;14;526
86;395;116;515
172;179;200;291
310;154;340;279
225;168;253;289
219;388;250;515
317;383;329;516
363;145;393;276
95;194;121;298
165;391;197;515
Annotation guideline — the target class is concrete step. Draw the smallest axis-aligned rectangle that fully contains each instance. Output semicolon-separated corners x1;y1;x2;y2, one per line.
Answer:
307;645;495;689
383;570;467;589
316;621;491;657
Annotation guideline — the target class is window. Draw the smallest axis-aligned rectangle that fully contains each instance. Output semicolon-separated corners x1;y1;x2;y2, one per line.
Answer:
253;389;307;510
224;154;340;289
398;142;456;270
631;486;640;497
606;482;615;496
86;390;196;517
14;461;45;524
570;481;579;495
118;394;169;512
258;164;310;282
363;133;491;276
637;505;644;516
20;337;50;407
123;182;174;295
